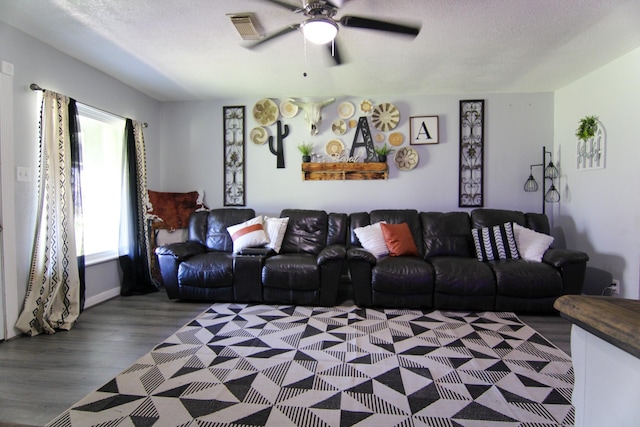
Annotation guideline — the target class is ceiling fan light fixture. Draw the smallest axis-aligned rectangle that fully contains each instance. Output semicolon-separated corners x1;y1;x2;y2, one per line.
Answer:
302;17;338;45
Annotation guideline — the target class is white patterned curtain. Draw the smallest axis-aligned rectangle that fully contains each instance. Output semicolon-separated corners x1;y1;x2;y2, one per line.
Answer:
15;91;82;336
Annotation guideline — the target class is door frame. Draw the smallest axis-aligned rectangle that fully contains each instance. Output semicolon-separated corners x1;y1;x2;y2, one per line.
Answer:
0;61;20;340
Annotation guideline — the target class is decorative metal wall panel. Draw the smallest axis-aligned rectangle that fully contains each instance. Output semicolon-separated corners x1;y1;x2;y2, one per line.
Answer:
223;106;246;206
459;100;484;207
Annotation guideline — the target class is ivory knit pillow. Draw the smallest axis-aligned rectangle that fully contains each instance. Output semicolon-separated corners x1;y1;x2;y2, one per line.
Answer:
354;221;388;258
512;223;554;262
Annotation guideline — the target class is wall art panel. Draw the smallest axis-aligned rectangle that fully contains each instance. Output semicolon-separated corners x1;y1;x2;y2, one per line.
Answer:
459;100;484;207
223;106;245;206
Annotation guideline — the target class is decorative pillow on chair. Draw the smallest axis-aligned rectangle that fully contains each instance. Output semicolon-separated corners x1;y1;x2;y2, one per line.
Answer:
380;222;419;257
227;216;269;253
264;216;289;253
472;222;520;261
354;221;388;258
512;223;554;262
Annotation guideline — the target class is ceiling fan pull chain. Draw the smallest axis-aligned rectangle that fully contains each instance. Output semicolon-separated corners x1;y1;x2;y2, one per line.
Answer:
303;36;308;77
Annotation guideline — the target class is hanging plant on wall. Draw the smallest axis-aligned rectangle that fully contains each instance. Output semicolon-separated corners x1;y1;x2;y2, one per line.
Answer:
576;115;606;170
575;115;599;141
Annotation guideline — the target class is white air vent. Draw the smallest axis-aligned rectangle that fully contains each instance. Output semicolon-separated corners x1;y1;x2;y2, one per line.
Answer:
228;14;263;40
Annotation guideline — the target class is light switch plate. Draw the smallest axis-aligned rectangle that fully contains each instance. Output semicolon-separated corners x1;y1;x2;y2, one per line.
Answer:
17;166;31;182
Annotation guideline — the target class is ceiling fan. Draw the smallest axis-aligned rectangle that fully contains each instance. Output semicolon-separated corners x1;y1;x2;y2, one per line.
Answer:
247;0;421;65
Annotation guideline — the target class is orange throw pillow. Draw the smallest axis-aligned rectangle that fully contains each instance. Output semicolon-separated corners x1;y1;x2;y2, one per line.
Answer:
380;222;419;257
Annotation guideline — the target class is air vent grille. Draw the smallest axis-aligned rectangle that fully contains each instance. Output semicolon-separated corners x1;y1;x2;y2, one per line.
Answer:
229;14;263;40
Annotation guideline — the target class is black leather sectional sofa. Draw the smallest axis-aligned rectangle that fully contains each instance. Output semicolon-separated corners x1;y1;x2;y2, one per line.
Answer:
155;207;589;313
156;208;347;306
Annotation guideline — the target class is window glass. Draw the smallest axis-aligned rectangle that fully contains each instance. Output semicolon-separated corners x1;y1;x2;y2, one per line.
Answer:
76;104;126;263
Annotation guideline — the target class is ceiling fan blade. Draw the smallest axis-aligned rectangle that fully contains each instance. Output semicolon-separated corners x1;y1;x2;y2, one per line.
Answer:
246;24;300;49
326;40;343;66
259;0;301;12
339;15;420;36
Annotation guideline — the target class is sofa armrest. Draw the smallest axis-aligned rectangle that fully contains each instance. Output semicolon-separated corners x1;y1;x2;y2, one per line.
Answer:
543;248;589;268
543;248;589;295
155;242;207;300
346;247;377;265
155;241;206;261
318;244;347;264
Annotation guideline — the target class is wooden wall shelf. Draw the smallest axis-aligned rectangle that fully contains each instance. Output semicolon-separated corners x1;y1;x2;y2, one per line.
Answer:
301;162;388;181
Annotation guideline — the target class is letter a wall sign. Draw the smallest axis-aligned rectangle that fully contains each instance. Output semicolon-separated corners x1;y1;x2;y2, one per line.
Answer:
410;116;439;145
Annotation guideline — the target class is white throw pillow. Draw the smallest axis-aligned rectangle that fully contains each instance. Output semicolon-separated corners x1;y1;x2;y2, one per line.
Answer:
227;216;269;253
354;221;388;258
512;223;554;262
264;216;289;253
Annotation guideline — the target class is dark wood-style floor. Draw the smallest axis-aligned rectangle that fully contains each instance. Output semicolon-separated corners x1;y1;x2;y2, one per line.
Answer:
0;288;572;427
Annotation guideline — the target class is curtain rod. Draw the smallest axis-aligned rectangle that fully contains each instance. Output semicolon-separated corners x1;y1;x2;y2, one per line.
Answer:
30;83;148;128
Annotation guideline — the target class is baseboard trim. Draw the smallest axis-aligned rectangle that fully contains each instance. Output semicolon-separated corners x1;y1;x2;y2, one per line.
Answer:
85;287;120;309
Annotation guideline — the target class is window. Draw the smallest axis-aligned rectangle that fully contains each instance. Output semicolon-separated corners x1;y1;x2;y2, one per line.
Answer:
76;103;126;264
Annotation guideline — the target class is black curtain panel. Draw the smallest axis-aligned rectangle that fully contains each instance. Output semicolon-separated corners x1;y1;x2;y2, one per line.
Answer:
119;119;157;296
68;99;86;311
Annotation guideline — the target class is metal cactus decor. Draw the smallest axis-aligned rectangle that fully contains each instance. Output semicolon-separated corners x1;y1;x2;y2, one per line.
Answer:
268;120;289;169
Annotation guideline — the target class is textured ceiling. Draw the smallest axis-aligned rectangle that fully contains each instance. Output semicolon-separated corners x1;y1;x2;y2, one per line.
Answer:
1;0;640;101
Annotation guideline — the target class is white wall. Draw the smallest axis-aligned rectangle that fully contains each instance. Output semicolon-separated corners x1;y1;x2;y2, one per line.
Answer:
157;93;553;218
554;47;640;300
0;22;161;338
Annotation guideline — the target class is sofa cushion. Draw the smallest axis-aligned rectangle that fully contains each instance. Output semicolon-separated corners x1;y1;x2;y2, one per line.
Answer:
525;212;551;234
194;208;255;252
421;212;473;257
431;257;496;296
262;254;320;291
227;216;269;253
354;222;388;258
491;260;563;298
431;257;496;311
372;257;433;295
471;208;526;229
472;222;520;261
380;223;419;257
513;223;554;262
327;212;348;246
280;209;328;255
178;252;234;288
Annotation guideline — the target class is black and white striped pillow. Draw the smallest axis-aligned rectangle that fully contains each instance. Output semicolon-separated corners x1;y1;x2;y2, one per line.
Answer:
471;222;520;261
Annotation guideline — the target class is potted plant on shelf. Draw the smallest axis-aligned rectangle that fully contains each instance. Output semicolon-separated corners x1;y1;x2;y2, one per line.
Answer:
576;115;599;141
298;142;314;162
374;144;394;162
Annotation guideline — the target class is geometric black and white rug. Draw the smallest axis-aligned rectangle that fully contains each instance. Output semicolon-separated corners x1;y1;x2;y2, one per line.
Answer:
48;304;574;426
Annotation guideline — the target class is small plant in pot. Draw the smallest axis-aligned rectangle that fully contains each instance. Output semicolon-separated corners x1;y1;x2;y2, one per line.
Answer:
298;142;314;162
576;115;599;141
374;144;394;162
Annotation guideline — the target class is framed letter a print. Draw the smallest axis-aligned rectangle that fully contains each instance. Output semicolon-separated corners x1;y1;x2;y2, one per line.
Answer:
410;115;439;145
